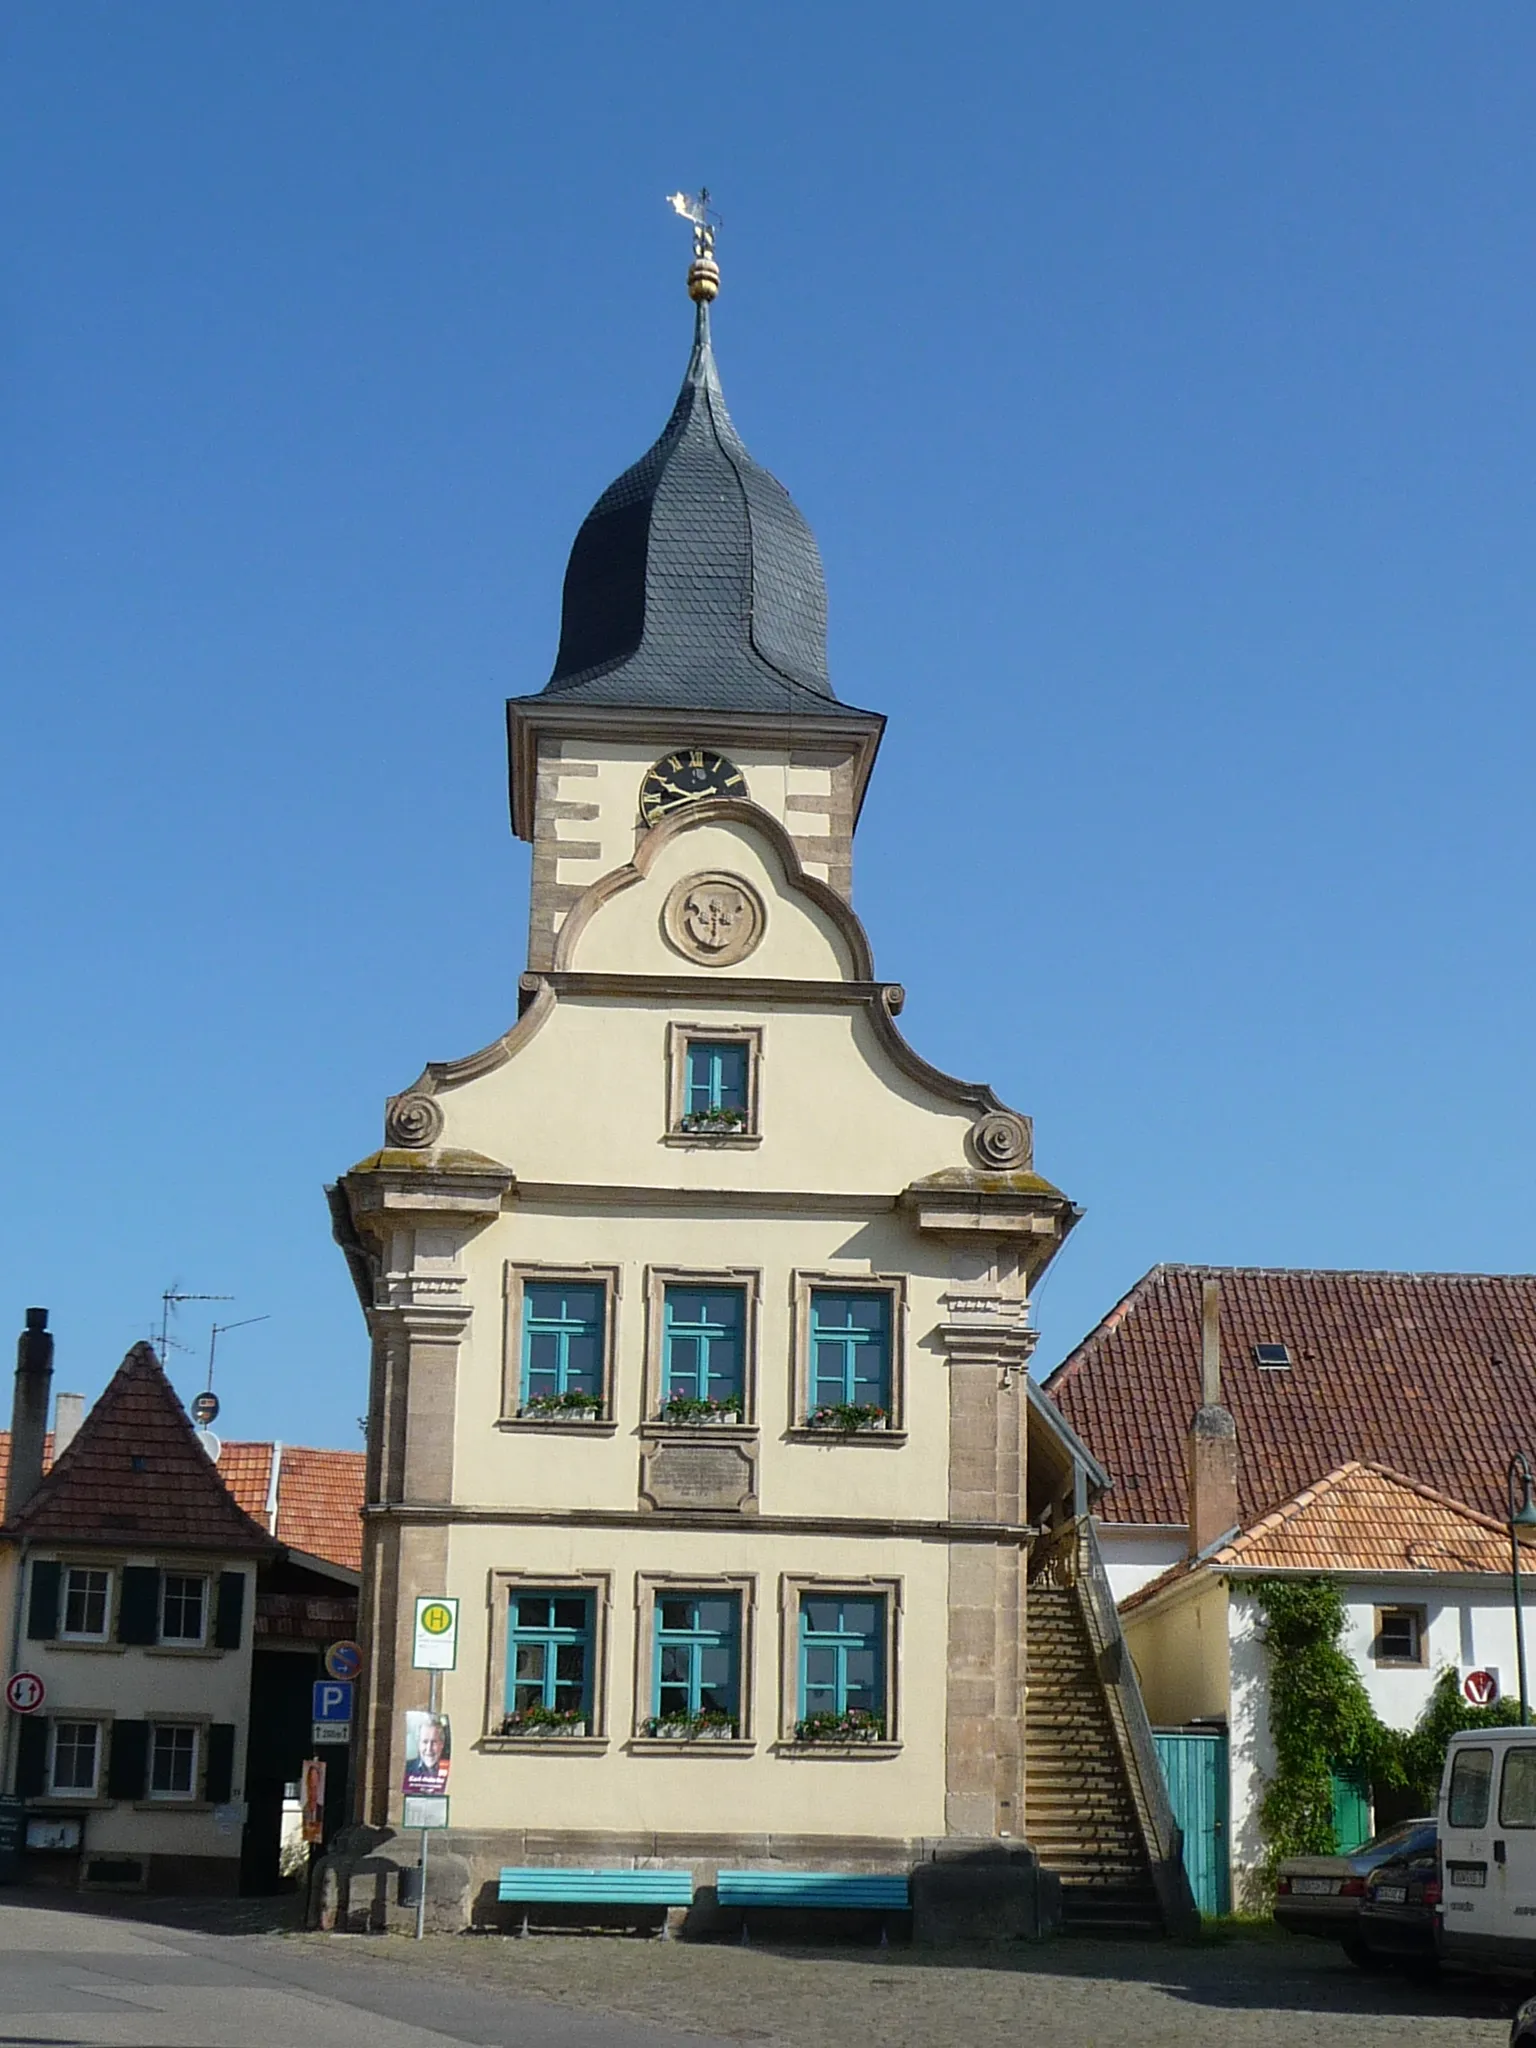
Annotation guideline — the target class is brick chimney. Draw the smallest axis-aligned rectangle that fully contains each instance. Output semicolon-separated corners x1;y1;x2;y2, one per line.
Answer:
6;1307;54;1521
1186;1278;1238;1557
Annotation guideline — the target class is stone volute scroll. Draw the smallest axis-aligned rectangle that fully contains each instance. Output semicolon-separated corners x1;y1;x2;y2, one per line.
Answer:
661;872;766;968
966;1109;1032;1172
385;1092;444;1149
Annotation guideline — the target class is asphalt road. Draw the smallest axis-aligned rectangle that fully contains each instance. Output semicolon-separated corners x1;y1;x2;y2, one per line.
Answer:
0;1894;726;2048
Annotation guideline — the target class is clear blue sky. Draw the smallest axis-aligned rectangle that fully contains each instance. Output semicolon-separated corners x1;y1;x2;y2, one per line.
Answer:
5;6;1534;1445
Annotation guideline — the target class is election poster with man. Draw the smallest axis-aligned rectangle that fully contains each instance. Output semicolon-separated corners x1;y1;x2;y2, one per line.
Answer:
402;1710;451;1795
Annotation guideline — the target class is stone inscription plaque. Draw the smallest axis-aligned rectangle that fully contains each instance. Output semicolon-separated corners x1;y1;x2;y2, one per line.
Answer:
640;1439;757;1513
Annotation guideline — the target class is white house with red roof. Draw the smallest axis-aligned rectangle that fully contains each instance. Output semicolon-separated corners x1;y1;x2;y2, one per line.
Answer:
1044;1266;1536;1907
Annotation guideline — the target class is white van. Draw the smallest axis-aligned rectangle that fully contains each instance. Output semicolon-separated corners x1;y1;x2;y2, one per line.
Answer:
1438;1728;1536;1974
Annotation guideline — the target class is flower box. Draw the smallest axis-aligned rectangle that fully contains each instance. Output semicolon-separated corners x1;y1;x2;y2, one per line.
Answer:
792;1710;886;1744
658;1396;745;1426
641;1713;738;1741
499;1711;588;1738
806;1404;889;1433
677;1109;750;1135
521;1394;602;1422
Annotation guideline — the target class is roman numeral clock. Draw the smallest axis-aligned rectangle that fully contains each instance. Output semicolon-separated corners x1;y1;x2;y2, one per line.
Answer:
639;749;746;825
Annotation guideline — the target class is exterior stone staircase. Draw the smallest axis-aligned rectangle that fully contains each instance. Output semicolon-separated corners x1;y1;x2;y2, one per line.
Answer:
1024;1578;1165;1935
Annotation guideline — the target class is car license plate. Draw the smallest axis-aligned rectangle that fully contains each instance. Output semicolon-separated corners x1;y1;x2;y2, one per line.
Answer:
1291;1878;1339;1896
1449;1864;1487;1888
1375;1884;1407;1904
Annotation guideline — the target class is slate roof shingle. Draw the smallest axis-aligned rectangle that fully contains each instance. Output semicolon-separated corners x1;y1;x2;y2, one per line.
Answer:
1120;1461;1519;1611
1044;1265;1536;1530
513;302;875;720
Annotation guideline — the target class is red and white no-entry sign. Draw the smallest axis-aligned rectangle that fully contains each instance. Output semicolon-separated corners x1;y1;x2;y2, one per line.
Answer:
5;1672;45;1714
1461;1667;1501;1707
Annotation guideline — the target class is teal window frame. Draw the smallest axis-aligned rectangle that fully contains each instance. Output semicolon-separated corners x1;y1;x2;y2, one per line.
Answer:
809;1290;892;1413
685;1040;748;1117
661;1286;746;1409
506;1589;594;1721
519;1280;606;1412
797;1592;887;1726
652;1591;741;1726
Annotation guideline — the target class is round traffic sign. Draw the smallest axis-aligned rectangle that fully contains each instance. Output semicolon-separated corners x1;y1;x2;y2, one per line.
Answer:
6;1672;45;1714
325;1639;363;1682
1462;1667;1500;1707
419;1603;453;1637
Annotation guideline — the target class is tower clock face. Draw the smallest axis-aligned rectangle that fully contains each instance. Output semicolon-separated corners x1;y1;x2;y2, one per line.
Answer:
639;748;746;825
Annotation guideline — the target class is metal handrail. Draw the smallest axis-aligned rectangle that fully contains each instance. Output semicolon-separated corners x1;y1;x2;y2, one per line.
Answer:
1029;1515;1199;1934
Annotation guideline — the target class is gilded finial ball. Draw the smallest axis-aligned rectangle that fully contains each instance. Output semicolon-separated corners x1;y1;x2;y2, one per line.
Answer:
687;255;720;303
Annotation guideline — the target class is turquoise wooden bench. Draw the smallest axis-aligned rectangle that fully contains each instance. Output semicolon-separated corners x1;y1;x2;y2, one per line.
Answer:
497;1866;693;1938
716;1869;911;1944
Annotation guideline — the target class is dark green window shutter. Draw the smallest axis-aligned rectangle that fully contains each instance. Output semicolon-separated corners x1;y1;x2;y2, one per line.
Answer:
205;1722;237;1804
213;1571;245;1650
26;1559;60;1640
15;1714;47;1796
117;1566;160;1645
106;1720;149;1801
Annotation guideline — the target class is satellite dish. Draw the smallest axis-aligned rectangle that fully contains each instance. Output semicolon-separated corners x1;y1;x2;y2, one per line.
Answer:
191;1391;220;1426
194;1427;222;1464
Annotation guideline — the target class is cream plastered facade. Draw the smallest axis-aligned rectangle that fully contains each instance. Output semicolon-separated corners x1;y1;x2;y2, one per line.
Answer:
0;1550;256;1884
336;729;1080;1873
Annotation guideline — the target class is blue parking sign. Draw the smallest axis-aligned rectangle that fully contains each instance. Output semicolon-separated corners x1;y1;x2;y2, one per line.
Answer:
313;1680;353;1723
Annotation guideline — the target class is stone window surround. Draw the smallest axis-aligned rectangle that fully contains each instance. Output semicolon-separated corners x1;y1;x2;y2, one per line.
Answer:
629;1571;758;1755
662;1022;764;1148
59;1562;115;1644
482;1568;613;1755
787;1271;909;1441
47;1712;111;1800
775;1573;903;1755
159;1571;210;1649
498;1263;622;1432
139;1716;211;1807
639;1265;763;1432
1373;1603;1429;1668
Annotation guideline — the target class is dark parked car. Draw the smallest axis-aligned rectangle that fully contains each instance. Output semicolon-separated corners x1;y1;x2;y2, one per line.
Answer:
1357;1842;1441;1974
1273;1819;1437;1959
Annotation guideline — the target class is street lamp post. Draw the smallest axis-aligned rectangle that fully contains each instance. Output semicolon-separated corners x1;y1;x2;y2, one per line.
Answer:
1507;1452;1536;1727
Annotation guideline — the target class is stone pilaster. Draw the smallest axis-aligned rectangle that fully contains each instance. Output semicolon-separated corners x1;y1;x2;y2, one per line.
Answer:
938;1290;1037;1840
339;1150;513;1827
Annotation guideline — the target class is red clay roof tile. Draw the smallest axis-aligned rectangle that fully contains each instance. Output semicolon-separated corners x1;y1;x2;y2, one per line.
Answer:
1045;1264;1536;1529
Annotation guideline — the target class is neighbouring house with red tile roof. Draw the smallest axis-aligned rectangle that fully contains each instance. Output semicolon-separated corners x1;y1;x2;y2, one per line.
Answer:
1043;1266;1536;1909
1;1316;366;1894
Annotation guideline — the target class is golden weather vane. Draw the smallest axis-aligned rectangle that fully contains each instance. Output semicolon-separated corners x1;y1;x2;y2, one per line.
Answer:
666;188;720;302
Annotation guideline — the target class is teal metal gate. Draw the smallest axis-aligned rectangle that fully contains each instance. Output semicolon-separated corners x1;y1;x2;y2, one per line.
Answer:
1154;1729;1230;1917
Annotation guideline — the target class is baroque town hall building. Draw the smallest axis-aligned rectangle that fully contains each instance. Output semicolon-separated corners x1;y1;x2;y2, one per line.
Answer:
330;234;1186;1931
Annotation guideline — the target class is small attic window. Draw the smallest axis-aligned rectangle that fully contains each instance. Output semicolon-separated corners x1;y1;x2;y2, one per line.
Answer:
1253;1344;1292;1371
130;1455;148;1472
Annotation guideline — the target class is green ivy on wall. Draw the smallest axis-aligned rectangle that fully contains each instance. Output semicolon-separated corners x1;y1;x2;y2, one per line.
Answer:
1253;1576;1508;1871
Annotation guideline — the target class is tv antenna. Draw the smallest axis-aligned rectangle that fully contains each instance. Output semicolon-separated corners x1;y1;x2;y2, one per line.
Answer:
156;1289;233;1368
205;1314;270;1394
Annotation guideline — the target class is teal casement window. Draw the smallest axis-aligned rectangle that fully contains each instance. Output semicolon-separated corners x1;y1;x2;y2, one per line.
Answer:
685;1040;748;1118
653;1591;741;1726
520;1281;604;1410
507;1590;592;1721
798;1593;886;1725
661;1286;745;1409
809;1291;891;1412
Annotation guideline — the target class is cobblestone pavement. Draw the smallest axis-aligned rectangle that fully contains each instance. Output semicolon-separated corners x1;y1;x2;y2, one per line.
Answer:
293;1926;1519;2048
5;1891;1522;2048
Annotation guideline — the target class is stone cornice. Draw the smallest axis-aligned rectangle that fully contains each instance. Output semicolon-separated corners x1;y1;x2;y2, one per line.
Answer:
365;1500;1036;1544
